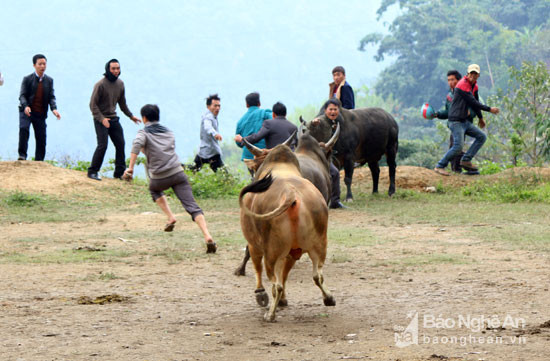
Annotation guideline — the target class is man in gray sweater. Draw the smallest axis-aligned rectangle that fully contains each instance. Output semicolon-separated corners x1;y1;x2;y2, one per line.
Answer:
87;59;140;181
124;104;217;253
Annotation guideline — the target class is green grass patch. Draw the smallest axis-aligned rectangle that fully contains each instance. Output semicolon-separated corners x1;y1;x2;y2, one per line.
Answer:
184;168;249;199
461;180;550;203
3;191;45;207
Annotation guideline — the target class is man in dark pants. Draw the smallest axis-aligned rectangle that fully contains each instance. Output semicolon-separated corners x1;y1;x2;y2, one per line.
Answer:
189;94;224;172
18;54;61;161
234;102;297;150
323;99;346;209
88;59;140;180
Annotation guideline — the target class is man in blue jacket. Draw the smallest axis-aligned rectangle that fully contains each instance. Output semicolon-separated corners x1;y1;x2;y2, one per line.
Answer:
329;66;355;110
434;64;499;176
234;102;297;150
234;92;272;174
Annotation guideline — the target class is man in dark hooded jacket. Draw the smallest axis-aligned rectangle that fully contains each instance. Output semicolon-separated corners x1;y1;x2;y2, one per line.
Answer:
87;59;140;180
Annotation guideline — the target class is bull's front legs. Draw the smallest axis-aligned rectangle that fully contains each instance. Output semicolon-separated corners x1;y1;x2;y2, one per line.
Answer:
367;161;380;194
343;157;355;202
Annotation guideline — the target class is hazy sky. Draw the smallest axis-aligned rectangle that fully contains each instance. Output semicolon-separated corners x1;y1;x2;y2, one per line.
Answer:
0;0;396;163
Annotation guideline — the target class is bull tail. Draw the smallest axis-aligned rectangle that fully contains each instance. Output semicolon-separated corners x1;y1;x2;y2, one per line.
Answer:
239;172;297;220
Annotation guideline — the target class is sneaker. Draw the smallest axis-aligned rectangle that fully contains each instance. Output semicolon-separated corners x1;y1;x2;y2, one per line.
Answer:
329;201;348;209
434;167;450;176
459;161;478;171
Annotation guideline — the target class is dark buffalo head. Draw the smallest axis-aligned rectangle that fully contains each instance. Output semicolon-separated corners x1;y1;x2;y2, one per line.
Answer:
299;109;343;144
297;122;340;157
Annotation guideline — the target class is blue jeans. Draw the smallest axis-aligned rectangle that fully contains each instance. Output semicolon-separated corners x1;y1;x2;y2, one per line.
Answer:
436;121;486;169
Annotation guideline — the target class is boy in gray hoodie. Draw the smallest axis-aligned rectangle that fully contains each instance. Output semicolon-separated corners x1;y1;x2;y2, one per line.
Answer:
124;104;217;253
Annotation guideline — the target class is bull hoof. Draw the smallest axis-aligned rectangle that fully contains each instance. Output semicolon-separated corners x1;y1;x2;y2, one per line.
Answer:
264;311;277;322
255;290;269;307
234;266;245;276
323;296;336;307
388;190;395;197
344;198;353;203
278;299;288;308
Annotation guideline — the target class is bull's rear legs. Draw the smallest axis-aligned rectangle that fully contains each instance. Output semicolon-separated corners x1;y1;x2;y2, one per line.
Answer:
278;255;297;307
250;246;268;307
234;245;250;276
264;256;286;322
309;252;335;306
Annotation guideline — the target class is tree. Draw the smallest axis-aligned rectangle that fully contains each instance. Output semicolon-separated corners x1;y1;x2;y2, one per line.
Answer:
484;61;550;165
359;0;549;108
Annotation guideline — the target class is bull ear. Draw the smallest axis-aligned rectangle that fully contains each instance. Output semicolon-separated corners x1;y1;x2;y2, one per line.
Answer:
299;116;305;124
323;122;340;151
242;138;264;157
282;130;297;147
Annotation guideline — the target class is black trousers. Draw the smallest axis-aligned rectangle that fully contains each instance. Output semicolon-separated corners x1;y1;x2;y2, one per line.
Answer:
18;112;47;160
88;118;126;178
329;163;341;206
190;154;224;172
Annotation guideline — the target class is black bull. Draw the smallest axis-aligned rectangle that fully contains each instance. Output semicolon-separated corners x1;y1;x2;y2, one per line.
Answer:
234;127;339;276
303;106;399;200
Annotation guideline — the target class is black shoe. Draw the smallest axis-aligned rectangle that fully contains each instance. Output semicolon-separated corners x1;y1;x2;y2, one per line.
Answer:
330;201;348;209
88;173;102;181
17;156;25;161
206;242;217;254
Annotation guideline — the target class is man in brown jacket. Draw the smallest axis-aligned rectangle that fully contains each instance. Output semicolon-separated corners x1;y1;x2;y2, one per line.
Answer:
87;59;140;181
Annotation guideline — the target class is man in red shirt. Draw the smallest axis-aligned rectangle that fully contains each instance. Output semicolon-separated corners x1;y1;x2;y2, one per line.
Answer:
434;64;499;176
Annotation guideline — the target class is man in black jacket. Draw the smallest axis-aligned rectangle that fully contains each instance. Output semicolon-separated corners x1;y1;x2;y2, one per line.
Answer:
329;66;355;110
18;54;61;161
434;64;499;176
234;102;297;149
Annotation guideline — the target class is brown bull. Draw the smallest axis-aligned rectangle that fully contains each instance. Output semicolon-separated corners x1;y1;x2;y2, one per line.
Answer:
234;125;340;276
239;144;335;322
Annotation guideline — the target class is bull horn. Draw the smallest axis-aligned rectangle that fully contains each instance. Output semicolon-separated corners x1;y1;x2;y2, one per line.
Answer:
242;138;264;157
299;124;305;135
324;122;340;149
282;130;297;147
299;116;306;124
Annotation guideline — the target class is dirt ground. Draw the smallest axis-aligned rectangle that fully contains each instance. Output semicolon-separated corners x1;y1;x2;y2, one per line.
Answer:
1;161;549;361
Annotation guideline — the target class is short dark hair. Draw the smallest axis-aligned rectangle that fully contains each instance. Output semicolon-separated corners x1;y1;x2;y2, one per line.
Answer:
332;66;345;75
272;102;287;117
33;54;47;65
206;94;220;106
245;92;260;107
447;70;462;81
324;98;341;108
141;104;160;121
